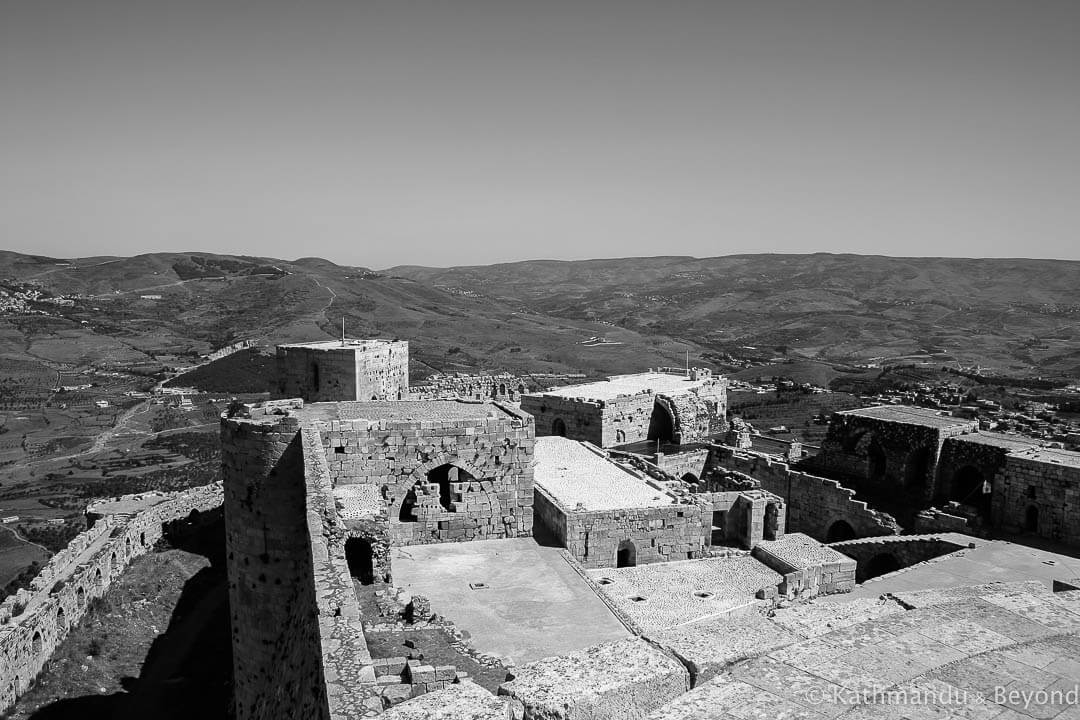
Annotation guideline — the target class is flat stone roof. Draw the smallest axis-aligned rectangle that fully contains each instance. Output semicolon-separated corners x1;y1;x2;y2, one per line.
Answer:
837;404;976;429
299;399;515;423
534;371;711;402
952;432;1080;467
587;556;782;633
277;338;400;351
533;437;675;511
755;533;854;571
86;491;175;516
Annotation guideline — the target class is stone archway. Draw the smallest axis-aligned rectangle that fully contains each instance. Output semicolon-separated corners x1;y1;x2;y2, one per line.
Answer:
552;418;567;437
827;519;857;543
345;538;375;585
647;401;675;444
1025;505;1039;533
616;540;637;568
867;440;887;483
426;463;475;511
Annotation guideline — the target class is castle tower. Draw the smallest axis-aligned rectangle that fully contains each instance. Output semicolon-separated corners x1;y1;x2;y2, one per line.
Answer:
274;339;408;402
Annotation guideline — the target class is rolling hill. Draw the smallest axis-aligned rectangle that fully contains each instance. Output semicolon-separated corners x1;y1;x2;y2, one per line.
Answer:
1;251;1077;380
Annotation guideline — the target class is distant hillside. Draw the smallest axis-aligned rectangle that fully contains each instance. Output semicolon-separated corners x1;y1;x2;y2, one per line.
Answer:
2;250;1077;380
389;254;1080;378
0;251;702;379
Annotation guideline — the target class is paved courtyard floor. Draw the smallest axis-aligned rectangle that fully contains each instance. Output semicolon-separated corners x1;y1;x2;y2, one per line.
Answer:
392;537;629;665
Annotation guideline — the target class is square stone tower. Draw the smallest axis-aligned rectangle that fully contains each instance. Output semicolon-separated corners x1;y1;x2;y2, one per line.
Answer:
274;339;409;402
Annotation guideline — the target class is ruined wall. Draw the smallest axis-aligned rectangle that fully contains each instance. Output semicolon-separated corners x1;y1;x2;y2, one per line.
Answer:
275;341;409;402
0;484;222;714
693;491;785;549
712;450;900;542
524;376;727;448
534;487;707;569
935;437;1009;505
321;404;535;546
410;373;533;402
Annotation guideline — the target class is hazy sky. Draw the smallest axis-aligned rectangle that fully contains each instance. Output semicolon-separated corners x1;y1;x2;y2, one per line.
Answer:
2;1;1078;268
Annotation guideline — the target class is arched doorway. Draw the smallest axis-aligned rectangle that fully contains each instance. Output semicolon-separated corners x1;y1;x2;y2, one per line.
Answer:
56;607;66;630
827;520;857;543
427;464;474;511
616;540;637;568
950;465;991;518
399;487;418;522
861;553;901;582
904;448;932;495
31;632;42;654
345;538;375;585
647;402;674;443
552;418;567;437
867;440;887;483
76;586;86;607
1025;505;1039;533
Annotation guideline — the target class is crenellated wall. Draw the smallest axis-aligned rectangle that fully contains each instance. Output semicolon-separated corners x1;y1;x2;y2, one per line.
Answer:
0;483;223;714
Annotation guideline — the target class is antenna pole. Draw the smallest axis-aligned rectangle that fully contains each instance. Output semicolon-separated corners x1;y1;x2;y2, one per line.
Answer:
686;350;690;376
341;316;346;345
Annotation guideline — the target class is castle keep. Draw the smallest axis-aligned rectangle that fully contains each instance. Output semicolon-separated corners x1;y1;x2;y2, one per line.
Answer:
275;339;409;402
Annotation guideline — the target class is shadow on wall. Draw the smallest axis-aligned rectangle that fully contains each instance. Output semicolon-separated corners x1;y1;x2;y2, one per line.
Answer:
17;522;233;720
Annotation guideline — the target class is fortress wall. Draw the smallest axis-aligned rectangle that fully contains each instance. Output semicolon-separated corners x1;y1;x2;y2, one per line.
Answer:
811;413;977;500
522;394;605;444
714;451;900;541
299;428;377;719
0;483;222;714
321;408;534;546
996;455;1080;545
222;413;330;720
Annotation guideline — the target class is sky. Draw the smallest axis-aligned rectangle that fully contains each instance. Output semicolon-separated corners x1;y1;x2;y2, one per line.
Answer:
1;0;1078;269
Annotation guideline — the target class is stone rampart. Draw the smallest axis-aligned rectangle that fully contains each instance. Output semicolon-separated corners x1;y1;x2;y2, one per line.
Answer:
409;373;532;401
0;483;222;714
712;449;900;542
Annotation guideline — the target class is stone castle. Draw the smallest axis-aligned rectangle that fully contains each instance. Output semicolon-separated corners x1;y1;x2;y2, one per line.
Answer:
7;336;1080;720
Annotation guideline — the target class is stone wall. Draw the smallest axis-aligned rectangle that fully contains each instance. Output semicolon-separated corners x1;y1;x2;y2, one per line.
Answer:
534;486;707;569
995;454;1080;545
810;411;977;502
321;404;535;546
521;394;606;445
828;534;966;583
655;449;711;482
275;340;409;402
222;411;332;720
693;490;785;549
751;536;856;597
712;449;900;542
0;483;222;714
